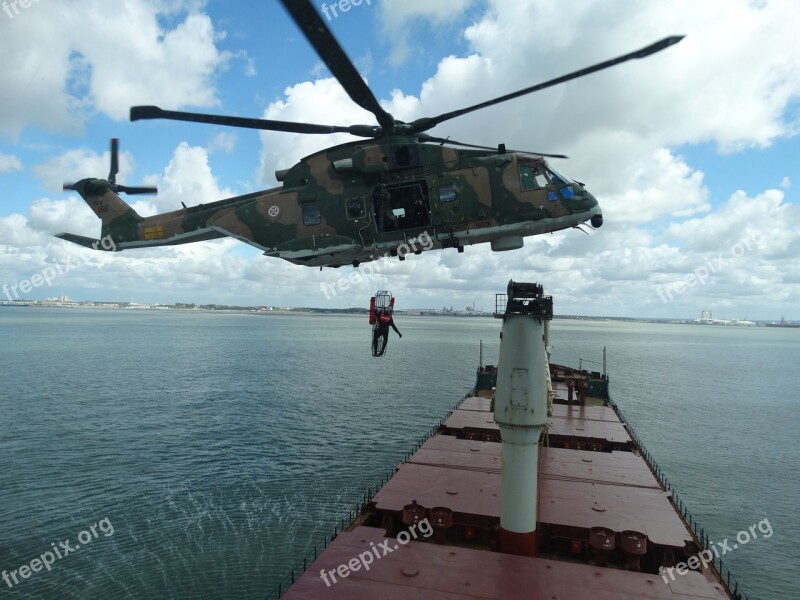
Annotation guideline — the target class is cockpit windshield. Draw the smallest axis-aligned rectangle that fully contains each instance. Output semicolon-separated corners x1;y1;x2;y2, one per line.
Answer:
545;166;574;186
520;162;577;191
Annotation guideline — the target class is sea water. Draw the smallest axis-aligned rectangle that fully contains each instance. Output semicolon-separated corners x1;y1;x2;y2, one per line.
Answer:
0;308;796;599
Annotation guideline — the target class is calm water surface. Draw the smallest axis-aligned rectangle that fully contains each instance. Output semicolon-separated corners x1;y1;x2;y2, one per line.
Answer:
0;308;797;599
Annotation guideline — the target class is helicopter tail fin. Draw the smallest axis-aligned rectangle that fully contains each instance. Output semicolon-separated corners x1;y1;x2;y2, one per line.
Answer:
69;178;143;227
57;178;142;250
54;232;115;251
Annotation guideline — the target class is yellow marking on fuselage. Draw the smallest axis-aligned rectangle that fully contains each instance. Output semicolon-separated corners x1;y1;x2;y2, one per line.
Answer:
144;226;164;240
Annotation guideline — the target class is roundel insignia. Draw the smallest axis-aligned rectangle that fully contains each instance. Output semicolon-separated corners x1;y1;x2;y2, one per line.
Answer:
268;205;280;218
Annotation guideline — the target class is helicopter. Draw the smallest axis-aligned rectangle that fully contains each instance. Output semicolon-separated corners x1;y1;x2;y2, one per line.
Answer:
57;0;683;268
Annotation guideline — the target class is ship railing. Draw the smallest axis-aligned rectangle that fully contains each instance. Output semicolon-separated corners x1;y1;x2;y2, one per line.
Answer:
494;293;507;317
605;391;751;600
265;392;469;599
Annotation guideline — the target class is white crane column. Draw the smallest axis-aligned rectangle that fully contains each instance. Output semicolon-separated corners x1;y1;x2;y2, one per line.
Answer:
493;281;552;556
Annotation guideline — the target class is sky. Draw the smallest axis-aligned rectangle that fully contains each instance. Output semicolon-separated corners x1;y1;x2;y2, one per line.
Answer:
0;0;798;319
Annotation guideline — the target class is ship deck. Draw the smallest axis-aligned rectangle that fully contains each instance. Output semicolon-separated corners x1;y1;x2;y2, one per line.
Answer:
277;368;739;600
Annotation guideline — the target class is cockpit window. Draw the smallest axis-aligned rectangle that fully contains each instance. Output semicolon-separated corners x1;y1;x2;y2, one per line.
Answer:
519;164;549;191
544;166;579;200
546;166;574;186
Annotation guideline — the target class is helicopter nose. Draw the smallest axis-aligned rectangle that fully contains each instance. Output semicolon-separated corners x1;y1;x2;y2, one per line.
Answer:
575;188;602;227
585;190;602;227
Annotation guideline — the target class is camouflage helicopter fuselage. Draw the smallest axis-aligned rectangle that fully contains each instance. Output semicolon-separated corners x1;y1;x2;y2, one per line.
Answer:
58;136;602;267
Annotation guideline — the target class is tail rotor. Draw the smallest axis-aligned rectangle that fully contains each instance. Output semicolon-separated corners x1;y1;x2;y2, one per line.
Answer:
63;138;158;195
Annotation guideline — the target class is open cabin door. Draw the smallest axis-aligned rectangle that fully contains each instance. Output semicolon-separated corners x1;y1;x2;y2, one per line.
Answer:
372;182;431;237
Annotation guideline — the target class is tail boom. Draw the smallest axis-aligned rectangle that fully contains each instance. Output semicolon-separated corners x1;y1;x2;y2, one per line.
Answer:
57;178;231;251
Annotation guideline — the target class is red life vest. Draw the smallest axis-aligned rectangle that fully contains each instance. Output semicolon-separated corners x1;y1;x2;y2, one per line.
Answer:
370;295;395;325
369;297;377;324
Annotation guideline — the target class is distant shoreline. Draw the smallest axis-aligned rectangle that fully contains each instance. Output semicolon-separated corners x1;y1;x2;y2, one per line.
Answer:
1;301;796;326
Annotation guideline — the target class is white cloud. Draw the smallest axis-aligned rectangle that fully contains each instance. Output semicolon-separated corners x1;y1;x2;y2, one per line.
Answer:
1;1;798;316
28;196;99;238
257;77;377;184
0;139;246;298
32;146;135;193
0;153;23;173
208;132;237;154
597;149;710;224
141;142;237;214
666;188;796;256
377;0;476;66
452;0;800;153
0;0;231;137
0;213;49;249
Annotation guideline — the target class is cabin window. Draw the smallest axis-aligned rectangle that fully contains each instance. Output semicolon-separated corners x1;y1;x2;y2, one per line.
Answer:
393;144;420;168
347;197;365;219
302;204;321;226
519;164;548;190
439;184;458;203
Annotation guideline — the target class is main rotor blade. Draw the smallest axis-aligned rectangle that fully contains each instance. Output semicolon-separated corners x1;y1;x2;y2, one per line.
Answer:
116;185;158;195
420;135;568;159
109;138;119;184
408;36;684;134
130;105;362;135
279;0;394;132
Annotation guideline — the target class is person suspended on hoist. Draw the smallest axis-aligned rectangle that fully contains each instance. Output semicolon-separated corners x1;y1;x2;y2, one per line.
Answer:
372;306;401;356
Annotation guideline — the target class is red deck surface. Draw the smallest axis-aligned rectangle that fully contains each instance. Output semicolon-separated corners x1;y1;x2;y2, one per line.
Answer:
281;393;734;600
411;437;657;488
539;478;691;548
375;441;690;549
442;408;499;431
458;396;493;411
546;417;631;445
372;462;500;516
442;407;631;445
418;434;500;455
540;447;660;488
551;403;622;422
281;526;731;600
